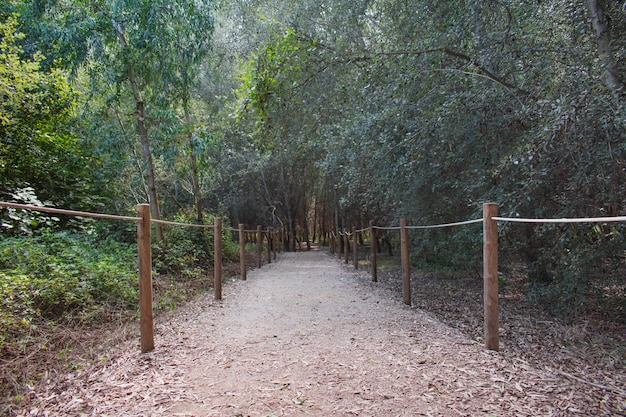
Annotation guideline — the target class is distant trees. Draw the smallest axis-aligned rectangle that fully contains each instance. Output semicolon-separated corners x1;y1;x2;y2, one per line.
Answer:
219;0;626;318
1;0;624;317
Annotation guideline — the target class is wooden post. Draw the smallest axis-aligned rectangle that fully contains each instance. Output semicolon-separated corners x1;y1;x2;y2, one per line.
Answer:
137;204;154;353
239;223;246;281
400;218;411;306
352;226;358;269
483;203;499;351
256;225;262;268
344;229;349;264
370;220;377;282
330;233;335;254
273;228;277;260
214;217;222;301
338;231;343;259
267;228;272;264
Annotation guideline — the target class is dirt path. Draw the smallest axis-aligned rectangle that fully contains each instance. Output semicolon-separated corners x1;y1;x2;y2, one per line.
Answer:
21;250;598;416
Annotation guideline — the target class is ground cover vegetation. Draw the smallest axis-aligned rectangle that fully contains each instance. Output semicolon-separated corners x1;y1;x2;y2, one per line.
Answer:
1;0;625;413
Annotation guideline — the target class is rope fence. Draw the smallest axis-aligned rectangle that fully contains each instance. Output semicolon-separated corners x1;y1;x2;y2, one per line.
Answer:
493;215;626;224
6;200;623;354
152;218;215;228
331;203;626;352
0;201;281;353
0;201;140;221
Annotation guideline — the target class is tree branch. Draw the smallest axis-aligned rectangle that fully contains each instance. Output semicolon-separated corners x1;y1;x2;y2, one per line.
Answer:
300;36;530;98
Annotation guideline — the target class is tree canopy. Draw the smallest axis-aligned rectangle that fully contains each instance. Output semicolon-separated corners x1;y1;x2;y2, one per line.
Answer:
1;0;625;318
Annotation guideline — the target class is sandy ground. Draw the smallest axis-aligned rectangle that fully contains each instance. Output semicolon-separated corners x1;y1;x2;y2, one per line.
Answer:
18;250;609;416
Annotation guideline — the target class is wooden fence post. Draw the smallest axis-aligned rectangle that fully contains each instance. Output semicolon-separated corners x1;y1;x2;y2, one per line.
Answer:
400;218;411;306
370;220;377;282
214;217;222;300
267;228;272;264
338;230;343;260
344;229;349;264
273;228;277;260
137;203;154;353
352;226;358;269
483;203;499;351
257;225;263;268
239;223;246;281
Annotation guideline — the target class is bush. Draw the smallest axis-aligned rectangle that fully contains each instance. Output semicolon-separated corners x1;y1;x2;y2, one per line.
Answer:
152;212;239;275
411;225;483;272
0;230;137;349
509;222;626;321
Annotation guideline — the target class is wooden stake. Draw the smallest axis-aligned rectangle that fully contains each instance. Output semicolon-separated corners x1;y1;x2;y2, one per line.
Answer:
338;230;343;260
257;225;262;268
267;228;272;264
370;220;377;282
273;228;277;260
400;218;411;306
483;203;499;351
214;217;222;301
239;223;246;281
137;204;154;353
352;226;358;269
344;229;349;264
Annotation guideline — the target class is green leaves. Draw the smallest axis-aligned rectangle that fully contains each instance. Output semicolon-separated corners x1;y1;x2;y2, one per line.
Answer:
0;13;101;225
0;230;138;349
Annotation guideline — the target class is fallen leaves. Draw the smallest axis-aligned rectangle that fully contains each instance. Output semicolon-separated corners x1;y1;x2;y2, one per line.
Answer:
10;252;626;416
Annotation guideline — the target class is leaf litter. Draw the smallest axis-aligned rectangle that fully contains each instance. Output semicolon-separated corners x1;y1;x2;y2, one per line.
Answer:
10;250;626;416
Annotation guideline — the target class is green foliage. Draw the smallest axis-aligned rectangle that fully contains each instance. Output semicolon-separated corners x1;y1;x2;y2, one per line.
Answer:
412;225;483;272
1;0;624;324
0;230;137;349
217;0;626;320
0;13;102;230
237;28;316;123
152;211;239;275
0;273;37;350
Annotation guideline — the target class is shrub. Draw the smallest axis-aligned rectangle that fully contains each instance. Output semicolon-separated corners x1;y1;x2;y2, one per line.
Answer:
0;230;137;349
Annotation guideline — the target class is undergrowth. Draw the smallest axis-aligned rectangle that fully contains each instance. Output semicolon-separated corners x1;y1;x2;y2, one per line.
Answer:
0;218;238;414
0;230;138;352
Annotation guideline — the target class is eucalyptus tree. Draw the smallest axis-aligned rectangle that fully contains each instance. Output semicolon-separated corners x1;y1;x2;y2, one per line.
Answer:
16;0;215;238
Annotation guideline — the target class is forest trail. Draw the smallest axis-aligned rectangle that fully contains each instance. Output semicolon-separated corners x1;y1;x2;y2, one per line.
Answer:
23;250;595;416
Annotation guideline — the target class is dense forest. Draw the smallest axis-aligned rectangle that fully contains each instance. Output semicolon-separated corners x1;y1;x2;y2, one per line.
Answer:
1;0;626;407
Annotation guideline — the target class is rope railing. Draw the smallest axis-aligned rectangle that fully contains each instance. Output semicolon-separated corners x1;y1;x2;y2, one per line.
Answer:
330;203;626;353
0;201;140;221
0;201;281;354
406;218;483;229
152;218;215;228
493;215;626;224
372;225;401;230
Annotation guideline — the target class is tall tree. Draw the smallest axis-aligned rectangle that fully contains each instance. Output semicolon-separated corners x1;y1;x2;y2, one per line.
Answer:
19;0;215;238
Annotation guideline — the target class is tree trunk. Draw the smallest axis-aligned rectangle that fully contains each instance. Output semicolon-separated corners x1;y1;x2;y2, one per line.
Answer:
136;100;164;242
587;0;624;96
303;211;311;250
185;109;203;223
113;19;164;241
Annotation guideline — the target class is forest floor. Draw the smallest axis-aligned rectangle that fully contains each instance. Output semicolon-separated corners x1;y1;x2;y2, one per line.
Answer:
9;248;626;416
